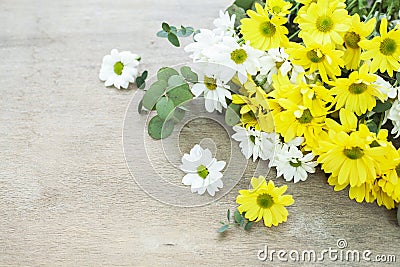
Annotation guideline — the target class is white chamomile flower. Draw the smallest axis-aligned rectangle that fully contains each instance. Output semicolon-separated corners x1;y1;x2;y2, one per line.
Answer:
387;99;400;138
99;49;140;89
259;48;304;85
203;36;263;84
191;66;232;113
213;10;236;37
374;75;399;100
180;144;225;196
270;144;317;183
232;126;278;162
184;29;222;62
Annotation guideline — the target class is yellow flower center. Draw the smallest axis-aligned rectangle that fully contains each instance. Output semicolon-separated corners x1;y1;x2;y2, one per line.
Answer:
259;21;277;37
230;48;248;64
396;163;400;177
257;193;274;208
349;83;367;94
289;159;302;167
343;146;364;159
307;50;325;63
380;38;397;56
316;15;334;33
297;109;313;124
113;61;124;75
344;31;361;49
204;76;217;90
197;165;209;179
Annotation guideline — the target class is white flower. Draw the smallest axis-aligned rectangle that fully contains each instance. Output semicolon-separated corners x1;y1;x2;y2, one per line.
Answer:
259;48;304;85
213;10;236;37
270;144;317;183
387;99;400;138
203;36;263;84
232;126;279;162
184;29;223;62
191;66;232;113
99;49;140;89
374;75;399;100
180;144;225;196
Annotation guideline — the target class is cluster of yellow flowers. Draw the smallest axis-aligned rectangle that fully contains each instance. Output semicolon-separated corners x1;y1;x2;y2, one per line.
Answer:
236;0;400;211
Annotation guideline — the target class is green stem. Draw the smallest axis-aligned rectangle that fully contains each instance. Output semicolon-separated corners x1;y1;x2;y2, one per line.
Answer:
288;29;300;40
377;111;385;132
366;0;380;19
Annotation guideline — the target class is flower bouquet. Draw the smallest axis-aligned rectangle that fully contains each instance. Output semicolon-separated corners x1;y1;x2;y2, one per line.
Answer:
100;0;400;231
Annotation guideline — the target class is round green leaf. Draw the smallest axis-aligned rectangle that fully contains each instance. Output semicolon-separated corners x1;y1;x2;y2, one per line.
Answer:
170;107;186;121
167;84;193;106
180;66;198;83
157;67;180;82
148;115;175;140
156;30;168;38
141;70;148;80
225;103;241;126
167;75;186;88
142;80;167;110
136;76;145;89
373;100;392;113
167;32;180;47
156;96;175;120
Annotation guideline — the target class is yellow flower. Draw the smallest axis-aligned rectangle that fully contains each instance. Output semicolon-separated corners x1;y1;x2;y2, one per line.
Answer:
359;18;400;77
241;3;289;51
297;0;351;45
329;64;385;115
379;148;400;202
286;39;344;82
236;176;294;227
343;14;376;70
267;0;292;17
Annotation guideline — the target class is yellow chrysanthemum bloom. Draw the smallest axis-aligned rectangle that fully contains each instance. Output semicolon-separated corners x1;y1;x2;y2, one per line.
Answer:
267;0;292;17
343;14;376;70
329;64;385;115
359;18;400;77
297;0;351;45
286;39;344;82
241;3;289;51
236;176;294;227
318;124;386;187
379;148;400;202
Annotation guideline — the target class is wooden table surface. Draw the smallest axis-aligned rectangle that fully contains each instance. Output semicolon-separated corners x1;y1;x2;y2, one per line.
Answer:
1;0;399;266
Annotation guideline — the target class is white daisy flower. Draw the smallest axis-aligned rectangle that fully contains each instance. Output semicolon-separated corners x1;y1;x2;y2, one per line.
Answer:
259;48;304;85
374;75;399;100
213;10;236;37
180;144;225;196
184;29;223;62
203;36;263;84
232;126;278;162
270;144;317;183
387;99;400;138
99;49;140;89
191;66;232;113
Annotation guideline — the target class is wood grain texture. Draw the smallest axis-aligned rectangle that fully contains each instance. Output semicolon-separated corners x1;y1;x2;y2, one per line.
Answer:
1;0;399;266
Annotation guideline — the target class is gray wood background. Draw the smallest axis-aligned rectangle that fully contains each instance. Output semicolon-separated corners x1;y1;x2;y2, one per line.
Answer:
1;0;399;266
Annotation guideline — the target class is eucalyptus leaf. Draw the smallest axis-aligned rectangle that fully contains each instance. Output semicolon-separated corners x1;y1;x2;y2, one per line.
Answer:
156;97;175;120
138;99;144;114
136;76;145;89
217;224;230;233
157;67;180;82
167;32;180;47
167;83;193;106
171;107;186;121
226;4;247;28
156;30;168;38
234;0;254;10
177;26;194;37
225;103;241;126
167;75;187;88
180;66;198;83
234;210;242;224
142;80;167;110
141;70;148;80
372;100;392;113
240;217;245;227
148;115;175;140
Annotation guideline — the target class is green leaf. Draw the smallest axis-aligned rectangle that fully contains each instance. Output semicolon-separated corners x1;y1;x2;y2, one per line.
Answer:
177;26;194;37
136;76;145;89
162;22;171;32
167;75;187;89
244;221;253;231
148;115;175;140
171;107;186;121
157;67;180;82
372;100;392;113
234;0;254;10
227;209;231;223
366;120;378;133
180;66;198;83
141;70;148;80
226;4;247;28
240;217;245;227
142;80;167;110
138;99;144;114
156;30;168;38
225;103;241;126
167;83;193;106
156;97;175;120
217;224;230;233
234;210;242;224
396;72;400;84
397;206;400;226
167;32;180;47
